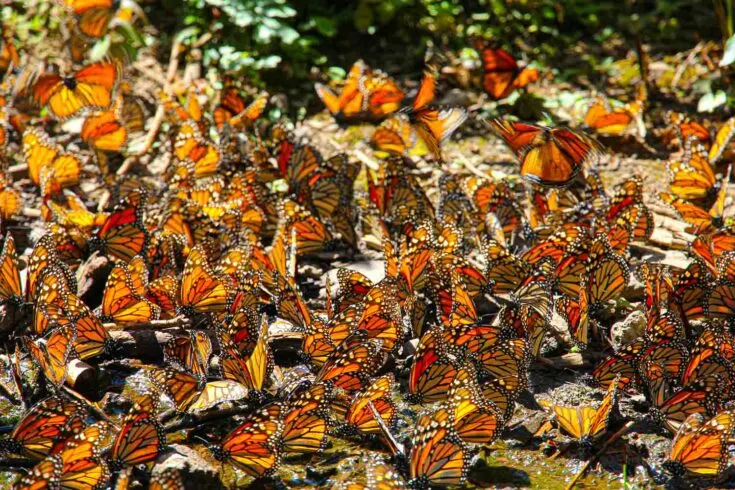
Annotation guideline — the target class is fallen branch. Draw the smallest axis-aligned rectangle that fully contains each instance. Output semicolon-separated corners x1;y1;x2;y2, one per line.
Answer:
103;315;191;331
565;421;634;490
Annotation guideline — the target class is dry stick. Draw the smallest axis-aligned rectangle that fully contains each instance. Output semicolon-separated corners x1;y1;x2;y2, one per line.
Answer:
564;421;634;490
352;148;380;171
7;163;27;175
117;30;190;177
455;153;489;180
102;315;191;331
671;42;704;89
163;404;258;433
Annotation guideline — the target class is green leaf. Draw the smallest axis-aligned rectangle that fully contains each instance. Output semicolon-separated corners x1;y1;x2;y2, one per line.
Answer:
89;36;111;61
254;24;274;43
313;16;337;37
721;34;735;67
278;26;299;44
698;90;728;113
327;66;347;80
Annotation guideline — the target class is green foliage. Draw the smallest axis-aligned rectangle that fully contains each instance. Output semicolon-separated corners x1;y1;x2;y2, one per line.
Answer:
145;0;722;102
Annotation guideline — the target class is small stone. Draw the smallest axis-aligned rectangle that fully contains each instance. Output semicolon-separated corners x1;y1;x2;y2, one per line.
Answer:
152;443;222;489
611;310;646;349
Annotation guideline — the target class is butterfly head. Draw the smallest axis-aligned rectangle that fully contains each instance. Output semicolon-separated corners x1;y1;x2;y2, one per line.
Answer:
578;435;594;455
62;76;77;91
662;459;686;478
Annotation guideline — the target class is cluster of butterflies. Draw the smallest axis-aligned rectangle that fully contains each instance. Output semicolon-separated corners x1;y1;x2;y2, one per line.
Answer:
0;8;735;487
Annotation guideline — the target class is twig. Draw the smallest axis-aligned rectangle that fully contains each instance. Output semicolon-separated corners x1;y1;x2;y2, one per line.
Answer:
455;153;489;180
21;208;41;218
671;42;703;89
118;28;189;175
353;148;380;171
163;404;256;432
103;315;191;331
7;163;27;175
565;421;634;490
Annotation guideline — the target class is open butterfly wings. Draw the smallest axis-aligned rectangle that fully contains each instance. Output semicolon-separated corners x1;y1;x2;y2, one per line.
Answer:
315;60;404;121
490;119;602;187
31;61;120;119
480;46;539;100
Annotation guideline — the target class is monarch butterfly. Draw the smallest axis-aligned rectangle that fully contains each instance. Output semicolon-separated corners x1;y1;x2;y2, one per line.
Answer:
343;374;397;436
407;328;460;403
89;192;149;262
666;112;712;149
24;327;76;388
371;113;426;156
652;386;723;434
708;116;735;164
303;300;362;368
604;176;654;241
62;291;113;360
109;394;165;470
0;234;22;306
0;176;20;221
447;366;503;444
61;0;117;39
81;94;128;152
592;338;645;390
210;404;283;478
680;329;735;393
334;268;373;315
173;121;221;179
14;422;111;490
403;69;468;160
1;396;87;460
31;61;120;119
582;96;644;136
178;245;232;316
213;85;268;130
22;128;82;193
0;30;19;76
660;169;731;235
100;255;161;324
148;367;205;413
278;199;334;256
220;320;270;391
540;375;619;450
280;382;331;454
164;330;212;380
478;44;539;100
315;60;405;122
368;156;434;225
409;406;470;488
663;410;735;480
667;140;717;201
485;240;531;294
145;274;179;317
188;379;249;412
498;305;548;358
356;281;405;352
490;119;602;187
316;336;385;393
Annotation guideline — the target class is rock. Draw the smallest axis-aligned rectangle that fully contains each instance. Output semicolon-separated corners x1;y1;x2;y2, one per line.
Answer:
152;443;222;490
611;310;646;349
548;310;573;346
